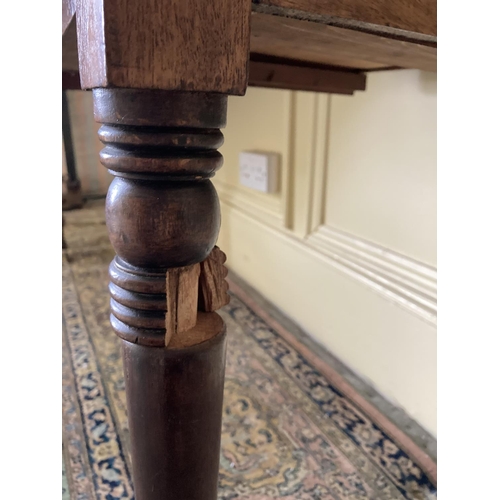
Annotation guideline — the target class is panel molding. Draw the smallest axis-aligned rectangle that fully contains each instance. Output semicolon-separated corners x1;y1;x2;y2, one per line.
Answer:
214;180;284;228
217;88;437;326
306;225;437;325
298;89;437;325
281;90;294;228
308;93;331;234
215;89;294;230
218;187;437;325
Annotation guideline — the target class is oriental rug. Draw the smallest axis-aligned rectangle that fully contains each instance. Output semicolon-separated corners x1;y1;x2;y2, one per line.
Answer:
62;201;437;500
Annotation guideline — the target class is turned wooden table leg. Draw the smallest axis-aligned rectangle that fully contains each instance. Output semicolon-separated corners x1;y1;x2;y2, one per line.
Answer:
94;89;230;499
73;0;250;496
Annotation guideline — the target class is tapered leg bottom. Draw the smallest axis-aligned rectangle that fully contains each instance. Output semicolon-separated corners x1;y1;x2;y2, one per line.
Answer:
122;318;226;500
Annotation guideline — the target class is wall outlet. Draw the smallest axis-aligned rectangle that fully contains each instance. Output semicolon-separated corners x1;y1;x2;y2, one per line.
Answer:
239;151;280;193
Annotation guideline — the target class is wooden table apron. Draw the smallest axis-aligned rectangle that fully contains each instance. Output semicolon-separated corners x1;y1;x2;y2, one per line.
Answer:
62;1;436;499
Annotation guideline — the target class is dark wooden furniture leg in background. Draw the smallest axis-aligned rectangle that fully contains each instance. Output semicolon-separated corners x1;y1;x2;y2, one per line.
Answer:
62;90;83;210
72;0;251;498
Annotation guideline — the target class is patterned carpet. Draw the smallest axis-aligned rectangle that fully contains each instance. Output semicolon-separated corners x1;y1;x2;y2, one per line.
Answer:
62;201;437;500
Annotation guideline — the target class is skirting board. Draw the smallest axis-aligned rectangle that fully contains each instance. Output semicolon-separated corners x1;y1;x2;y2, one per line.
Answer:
227;269;437;460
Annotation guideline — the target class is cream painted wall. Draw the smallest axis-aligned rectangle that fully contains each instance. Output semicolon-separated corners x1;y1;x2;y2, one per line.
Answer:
62;91;112;197
217;71;437;435
326;71;437;266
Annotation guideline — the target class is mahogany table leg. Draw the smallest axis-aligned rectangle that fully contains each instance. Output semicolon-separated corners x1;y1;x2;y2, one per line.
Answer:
74;1;250;495
122;329;227;499
94;89;230;499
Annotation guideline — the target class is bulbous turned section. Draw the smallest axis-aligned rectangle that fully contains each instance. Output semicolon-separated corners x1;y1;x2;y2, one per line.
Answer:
106;177;220;268
93;89;227;269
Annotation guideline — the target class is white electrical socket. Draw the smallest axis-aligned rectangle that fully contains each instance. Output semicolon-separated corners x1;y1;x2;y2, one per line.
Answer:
239;151;279;193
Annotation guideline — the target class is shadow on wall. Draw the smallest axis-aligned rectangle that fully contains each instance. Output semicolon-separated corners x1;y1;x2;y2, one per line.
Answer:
419;71;437;95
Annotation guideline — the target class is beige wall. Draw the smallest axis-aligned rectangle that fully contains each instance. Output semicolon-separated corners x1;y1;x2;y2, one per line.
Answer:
217;70;437;435
325;71;437;265
62;91;112;197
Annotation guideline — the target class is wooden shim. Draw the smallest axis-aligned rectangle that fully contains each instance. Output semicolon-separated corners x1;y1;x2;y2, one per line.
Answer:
165;263;200;346
199;247;230;312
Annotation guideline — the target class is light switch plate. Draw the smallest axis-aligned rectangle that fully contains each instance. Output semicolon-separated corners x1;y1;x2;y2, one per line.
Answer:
239;151;279;193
